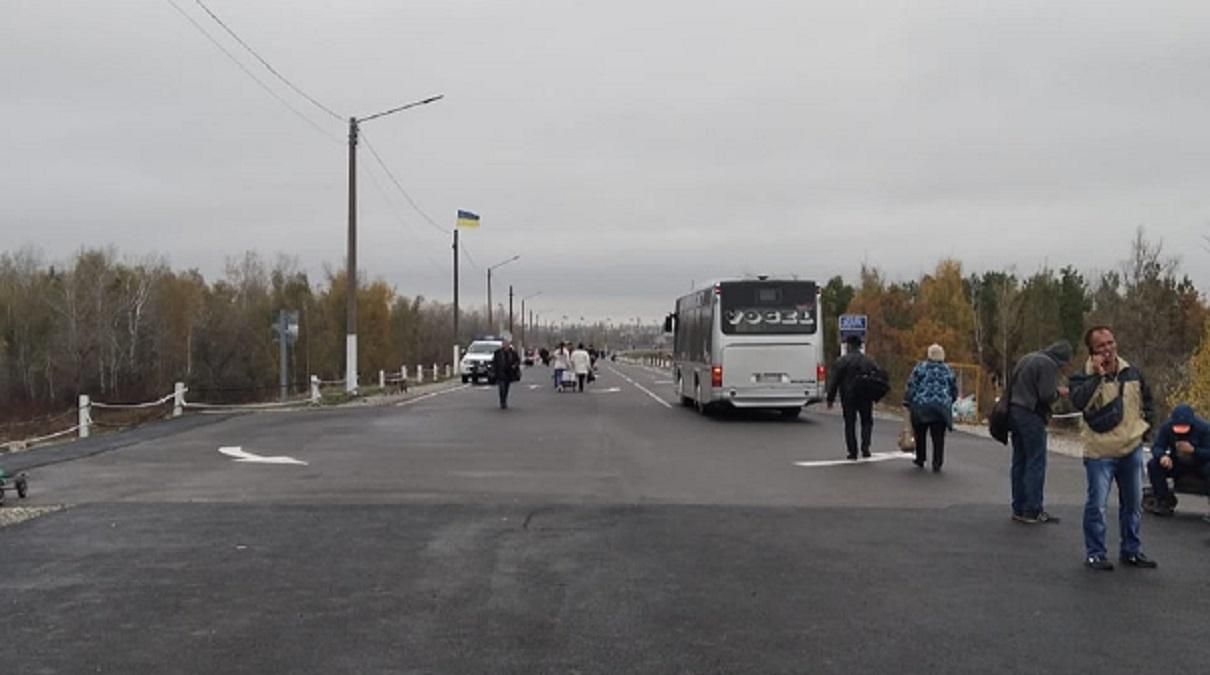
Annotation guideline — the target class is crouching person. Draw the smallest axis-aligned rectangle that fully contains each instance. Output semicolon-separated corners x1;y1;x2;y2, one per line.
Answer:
1146;403;1210;516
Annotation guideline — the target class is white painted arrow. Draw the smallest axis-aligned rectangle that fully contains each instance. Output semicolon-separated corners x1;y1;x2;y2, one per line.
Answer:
219;446;308;466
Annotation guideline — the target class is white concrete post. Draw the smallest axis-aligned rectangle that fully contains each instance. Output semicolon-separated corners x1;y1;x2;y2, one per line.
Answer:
445;364;452;378
416;365;424;383
379;370;386;388
433;363;439;381
310;375;321;404
401;365;408;382
173;382;185;418
78;394;91;439
453;345;461;376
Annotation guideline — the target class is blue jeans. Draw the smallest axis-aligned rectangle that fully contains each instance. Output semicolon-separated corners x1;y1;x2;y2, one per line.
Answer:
1083;448;1143;559
1009;406;1048;516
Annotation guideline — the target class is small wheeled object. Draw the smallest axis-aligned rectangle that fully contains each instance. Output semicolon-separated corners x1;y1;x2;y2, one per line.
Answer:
0;465;29;505
1142;472;1210;516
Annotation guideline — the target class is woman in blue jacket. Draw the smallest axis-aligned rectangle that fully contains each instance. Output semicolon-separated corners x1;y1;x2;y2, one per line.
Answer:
904;344;959;472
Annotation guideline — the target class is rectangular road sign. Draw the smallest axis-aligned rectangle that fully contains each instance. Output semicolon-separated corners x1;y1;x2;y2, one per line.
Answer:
839;314;867;333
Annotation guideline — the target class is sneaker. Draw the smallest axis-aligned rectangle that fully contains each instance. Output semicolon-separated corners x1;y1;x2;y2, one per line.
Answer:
1120;553;1157;569
1086;556;1114;571
861;450;872;458
846;454;857;461
913;459;925;468
1016;511;1062;525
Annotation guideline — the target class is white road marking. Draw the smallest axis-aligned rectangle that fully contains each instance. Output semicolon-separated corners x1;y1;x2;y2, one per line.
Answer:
653;379;673;384
527;384;542;390
589;387;622;394
218;446;308;466
793;452;911;468
606;365;673;408
395;384;472;407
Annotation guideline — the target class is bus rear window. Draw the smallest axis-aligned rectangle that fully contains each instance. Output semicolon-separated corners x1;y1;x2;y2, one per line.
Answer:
720;281;818;335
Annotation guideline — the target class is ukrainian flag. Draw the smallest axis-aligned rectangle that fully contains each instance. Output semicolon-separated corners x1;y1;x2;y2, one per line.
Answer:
456;210;480;228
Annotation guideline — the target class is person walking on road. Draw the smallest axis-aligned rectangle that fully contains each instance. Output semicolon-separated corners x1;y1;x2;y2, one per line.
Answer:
1070;325;1157;571
1145;403;1210;516
551;342;571;391
571;343;592;393
491;338;522;409
826;335;880;460
904;343;958;472
1007;340;1073;524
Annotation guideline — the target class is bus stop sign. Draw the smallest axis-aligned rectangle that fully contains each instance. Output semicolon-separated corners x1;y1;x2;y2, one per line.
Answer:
838;314;867;341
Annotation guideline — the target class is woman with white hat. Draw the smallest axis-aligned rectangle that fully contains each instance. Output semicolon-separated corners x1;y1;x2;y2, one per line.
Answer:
903;343;959;471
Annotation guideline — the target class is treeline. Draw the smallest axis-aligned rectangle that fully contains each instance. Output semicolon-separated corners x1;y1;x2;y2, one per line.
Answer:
0;248;490;418
820;231;1209;418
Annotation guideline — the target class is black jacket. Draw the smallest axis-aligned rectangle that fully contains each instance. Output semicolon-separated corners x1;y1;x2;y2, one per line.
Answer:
827;350;875;405
491;347;522;383
1008;341;1073;419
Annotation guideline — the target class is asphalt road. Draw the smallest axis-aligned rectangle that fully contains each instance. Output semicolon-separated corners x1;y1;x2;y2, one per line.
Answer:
3;361;1210;674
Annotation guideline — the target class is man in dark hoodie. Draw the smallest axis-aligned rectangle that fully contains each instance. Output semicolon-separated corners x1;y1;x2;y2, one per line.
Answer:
1146;403;1210;516
827;335;878;460
1008;340;1074;524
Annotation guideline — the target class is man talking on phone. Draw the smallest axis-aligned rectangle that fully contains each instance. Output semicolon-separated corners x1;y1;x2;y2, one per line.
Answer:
1070;325;1157;571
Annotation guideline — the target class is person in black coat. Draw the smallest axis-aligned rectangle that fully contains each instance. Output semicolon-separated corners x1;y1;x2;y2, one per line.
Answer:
827;335;876;460
491;339;522;409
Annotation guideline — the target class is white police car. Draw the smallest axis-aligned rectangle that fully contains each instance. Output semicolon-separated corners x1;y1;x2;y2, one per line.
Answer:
460;338;503;384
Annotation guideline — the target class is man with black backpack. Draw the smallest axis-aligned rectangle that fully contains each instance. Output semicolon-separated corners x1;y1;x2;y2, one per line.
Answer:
827;335;888;460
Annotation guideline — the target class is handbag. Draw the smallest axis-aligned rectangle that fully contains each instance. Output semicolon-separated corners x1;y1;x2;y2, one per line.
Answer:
988;369;1016;445
898;422;916;452
1082;379;1124;433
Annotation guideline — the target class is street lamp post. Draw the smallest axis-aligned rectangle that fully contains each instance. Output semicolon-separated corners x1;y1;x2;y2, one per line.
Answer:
345;94;443;393
486;254;520;333
520;292;542;347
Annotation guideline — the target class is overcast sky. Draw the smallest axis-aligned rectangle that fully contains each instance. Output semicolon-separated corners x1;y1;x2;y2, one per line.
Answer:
3;0;1208;322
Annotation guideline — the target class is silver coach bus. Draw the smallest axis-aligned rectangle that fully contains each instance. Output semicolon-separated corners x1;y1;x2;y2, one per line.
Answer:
664;277;826;417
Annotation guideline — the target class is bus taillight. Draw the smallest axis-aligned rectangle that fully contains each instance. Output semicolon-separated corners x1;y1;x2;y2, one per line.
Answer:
816;362;826;384
711;365;723;387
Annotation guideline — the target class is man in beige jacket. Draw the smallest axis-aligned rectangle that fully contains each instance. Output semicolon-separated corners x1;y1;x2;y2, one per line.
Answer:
1069;325;1157;572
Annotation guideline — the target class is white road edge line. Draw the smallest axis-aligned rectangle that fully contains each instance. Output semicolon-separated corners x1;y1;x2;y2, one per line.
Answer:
606;364;673;408
793;452;911;468
395;383;471;407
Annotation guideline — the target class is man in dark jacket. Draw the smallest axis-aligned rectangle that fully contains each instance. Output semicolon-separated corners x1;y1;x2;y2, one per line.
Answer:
1146;403;1210;516
827;336;877;460
491;339;522;409
1008;340;1074;524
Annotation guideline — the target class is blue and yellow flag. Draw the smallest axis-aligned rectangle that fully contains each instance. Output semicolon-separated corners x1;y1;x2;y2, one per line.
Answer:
456;210;480;228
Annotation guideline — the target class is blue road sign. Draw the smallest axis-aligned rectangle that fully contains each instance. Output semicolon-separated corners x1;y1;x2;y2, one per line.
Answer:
839;314;867;334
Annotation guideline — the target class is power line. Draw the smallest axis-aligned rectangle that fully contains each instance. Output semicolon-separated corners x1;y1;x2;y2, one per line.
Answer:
459;238;482;271
360;132;449;235
357;156;450;278
192;0;344;122
164;0;341;144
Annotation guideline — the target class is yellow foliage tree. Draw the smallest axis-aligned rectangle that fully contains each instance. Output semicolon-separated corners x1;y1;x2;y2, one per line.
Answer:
1173;319;1210;414
916;259;976;364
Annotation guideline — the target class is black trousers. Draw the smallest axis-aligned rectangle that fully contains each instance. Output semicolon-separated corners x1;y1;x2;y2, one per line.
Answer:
913;421;947;468
577;373;587;392
842;398;873;457
497;380;512;408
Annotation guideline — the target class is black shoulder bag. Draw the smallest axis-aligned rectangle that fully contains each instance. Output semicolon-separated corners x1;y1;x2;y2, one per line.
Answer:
1082;376;1124;433
988;369;1015;445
